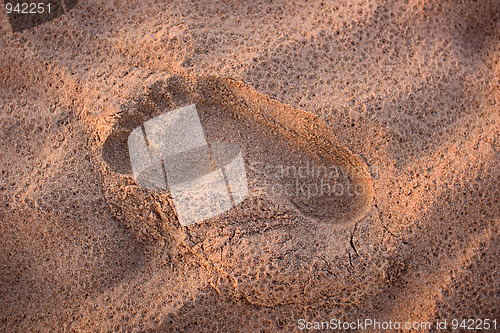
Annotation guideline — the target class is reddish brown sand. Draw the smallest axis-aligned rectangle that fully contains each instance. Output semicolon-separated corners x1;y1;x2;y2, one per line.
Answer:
0;0;499;332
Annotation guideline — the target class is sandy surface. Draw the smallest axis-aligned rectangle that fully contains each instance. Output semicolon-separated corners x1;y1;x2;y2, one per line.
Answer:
0;0;499;332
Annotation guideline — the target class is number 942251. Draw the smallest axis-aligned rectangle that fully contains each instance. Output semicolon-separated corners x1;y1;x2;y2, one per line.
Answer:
4;3;51;14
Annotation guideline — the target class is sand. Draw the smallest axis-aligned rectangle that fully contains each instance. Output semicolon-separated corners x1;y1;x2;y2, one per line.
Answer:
0;0;499;332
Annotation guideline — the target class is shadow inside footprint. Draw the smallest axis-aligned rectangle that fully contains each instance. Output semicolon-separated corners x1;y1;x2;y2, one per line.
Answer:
102;75;373;224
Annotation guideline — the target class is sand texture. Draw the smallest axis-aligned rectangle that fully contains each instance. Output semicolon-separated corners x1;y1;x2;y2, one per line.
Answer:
0;0;499;332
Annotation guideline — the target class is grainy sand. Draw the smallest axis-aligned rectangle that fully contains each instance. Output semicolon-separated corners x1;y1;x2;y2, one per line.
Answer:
0;0;499;331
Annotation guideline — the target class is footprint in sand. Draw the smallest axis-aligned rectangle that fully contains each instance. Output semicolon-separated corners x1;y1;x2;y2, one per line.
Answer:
103;75;373;225
101;75;375;306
